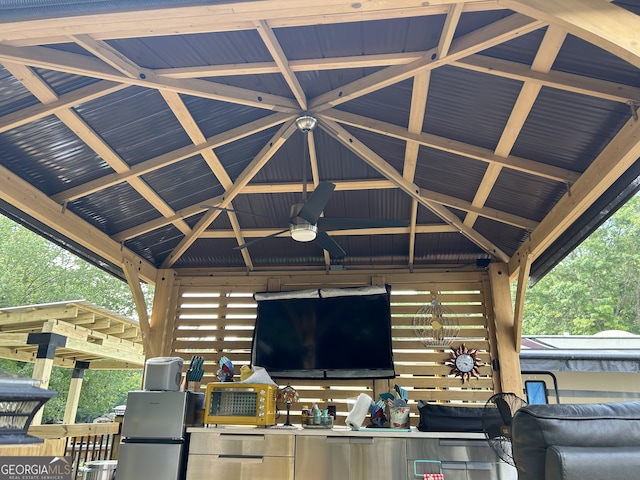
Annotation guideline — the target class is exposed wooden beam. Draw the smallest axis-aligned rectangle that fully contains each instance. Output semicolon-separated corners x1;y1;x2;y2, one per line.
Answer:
113;180;398;242
122;259;153;358
115;175;537;243
513;249;531;352
320;117;511;262
404;68;430;268
3;62;192;237
488;262;522;394
0;163;157;283
51;113;292;202
508;114;640;277
463;24;566;227
453;54;640;104
71;34;142;79
0;43;300;113
501;0;640;68
322;109;580;183
0;80;127;134
158;90;254;268
161;120;298;267
309;13;544;111
199;223;456;239
0;1;501;45
254;20;307;110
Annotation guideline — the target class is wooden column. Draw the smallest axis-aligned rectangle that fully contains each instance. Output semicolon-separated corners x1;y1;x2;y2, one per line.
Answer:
27;333;66;426
63;361;90;424
487;263;522;395
149;268;178;357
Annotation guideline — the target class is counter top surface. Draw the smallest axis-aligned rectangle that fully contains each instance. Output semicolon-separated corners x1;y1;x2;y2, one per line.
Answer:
187;425;486;439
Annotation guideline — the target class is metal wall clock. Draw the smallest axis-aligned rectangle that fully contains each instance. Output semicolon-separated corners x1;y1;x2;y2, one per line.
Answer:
446;343;483;383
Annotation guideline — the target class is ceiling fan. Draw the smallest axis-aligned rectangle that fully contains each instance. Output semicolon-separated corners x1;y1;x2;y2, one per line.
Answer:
203;114;409;258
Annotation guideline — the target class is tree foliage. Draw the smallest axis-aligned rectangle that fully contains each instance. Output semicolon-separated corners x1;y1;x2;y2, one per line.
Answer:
523;193;640;335
0;215;147;422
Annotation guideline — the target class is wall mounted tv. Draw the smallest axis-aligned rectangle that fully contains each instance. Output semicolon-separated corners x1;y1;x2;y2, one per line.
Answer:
251;285;395;379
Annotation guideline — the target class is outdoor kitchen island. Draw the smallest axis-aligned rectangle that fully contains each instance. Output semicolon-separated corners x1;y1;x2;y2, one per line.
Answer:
185;426;516;480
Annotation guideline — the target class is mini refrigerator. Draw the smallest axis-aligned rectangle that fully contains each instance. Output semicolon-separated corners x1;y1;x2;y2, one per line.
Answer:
115;390;201;480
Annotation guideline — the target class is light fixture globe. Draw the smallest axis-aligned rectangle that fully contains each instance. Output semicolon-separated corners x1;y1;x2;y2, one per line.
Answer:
295;113;317;132
289;202;317;242
290;223;317;242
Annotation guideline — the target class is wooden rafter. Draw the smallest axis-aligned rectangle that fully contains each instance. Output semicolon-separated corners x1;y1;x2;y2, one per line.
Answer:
161;120;299;267
0;0;637;275
322;109;581;183
463;24;567;228
320;117;511;262
309;14;544;111
0;1;502;46
508;114;640;277
501;0;640;69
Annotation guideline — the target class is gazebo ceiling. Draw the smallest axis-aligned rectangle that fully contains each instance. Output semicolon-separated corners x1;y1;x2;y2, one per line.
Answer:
0;0;639;284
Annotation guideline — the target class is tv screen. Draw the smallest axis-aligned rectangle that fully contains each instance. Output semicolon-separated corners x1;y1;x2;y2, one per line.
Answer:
251;285;395;379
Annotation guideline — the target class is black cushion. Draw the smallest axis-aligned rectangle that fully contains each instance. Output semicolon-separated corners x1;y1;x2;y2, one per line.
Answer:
545;446;640;480
512;402;640;480
417;401;485;433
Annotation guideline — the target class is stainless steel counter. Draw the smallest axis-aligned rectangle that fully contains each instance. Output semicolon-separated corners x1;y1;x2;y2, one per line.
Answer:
186;426;517;480
188;425;485;437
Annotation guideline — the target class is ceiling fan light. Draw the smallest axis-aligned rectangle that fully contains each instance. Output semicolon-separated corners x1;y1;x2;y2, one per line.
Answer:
295;114;317;132
290;223;317;242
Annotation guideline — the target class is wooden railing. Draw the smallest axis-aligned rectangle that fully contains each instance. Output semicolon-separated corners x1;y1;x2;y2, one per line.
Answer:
28;421;122;477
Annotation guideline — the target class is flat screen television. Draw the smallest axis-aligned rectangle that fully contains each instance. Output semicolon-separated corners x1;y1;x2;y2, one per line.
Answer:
251;285;395;379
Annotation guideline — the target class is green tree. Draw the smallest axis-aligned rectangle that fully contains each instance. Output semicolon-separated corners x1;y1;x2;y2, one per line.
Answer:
523;194;640;335
0;215;149;422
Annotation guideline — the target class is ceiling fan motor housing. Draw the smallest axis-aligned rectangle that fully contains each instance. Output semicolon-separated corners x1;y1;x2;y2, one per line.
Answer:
289;203;318;241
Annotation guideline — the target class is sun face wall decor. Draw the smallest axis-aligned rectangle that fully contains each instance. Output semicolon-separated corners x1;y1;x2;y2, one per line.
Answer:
446;343;483;383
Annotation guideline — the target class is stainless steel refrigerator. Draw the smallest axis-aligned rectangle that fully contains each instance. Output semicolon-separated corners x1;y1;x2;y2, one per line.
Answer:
115;390;201;480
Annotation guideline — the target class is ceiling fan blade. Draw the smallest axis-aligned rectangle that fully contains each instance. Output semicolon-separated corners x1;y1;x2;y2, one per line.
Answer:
318;217;409;231
296;182;335;224
313;231;346;258
201;204;276;220
234;228;289;250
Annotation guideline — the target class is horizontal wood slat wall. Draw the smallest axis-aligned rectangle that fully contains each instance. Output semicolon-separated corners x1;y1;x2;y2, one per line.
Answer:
165;270;496;426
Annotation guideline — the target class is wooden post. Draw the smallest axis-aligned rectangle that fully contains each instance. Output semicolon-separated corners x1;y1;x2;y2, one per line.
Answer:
27;333;66;426
149;269;178;357
63;361;90;424
487;263;523;396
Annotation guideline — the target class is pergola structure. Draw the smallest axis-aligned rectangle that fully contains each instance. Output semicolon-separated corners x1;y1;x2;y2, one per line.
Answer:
0;301;143;424
0;1;639;407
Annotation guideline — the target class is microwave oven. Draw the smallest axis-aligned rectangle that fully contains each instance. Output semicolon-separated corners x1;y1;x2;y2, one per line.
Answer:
204;383;277;426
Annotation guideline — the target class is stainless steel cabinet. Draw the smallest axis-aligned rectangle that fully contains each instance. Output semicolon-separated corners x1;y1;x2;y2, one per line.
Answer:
295;435;406;480
351;436;407;480
187;432;295;480
185;430;516;480
406;438;517;480
295;436;350;480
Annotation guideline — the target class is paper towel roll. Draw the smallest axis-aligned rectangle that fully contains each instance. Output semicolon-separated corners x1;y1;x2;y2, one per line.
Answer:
345;393;373;429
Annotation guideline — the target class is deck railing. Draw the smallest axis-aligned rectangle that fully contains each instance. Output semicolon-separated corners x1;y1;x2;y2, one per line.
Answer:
28;421;122;477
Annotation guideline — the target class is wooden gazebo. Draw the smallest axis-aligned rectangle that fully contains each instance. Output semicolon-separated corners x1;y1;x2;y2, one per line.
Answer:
0;300;144;424
1;0;640;416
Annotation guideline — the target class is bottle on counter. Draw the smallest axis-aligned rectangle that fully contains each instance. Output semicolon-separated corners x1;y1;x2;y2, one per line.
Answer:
314;406;322;425
301;406;309;425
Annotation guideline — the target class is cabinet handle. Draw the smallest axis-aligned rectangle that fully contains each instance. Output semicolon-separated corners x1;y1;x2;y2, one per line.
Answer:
438;439;485;447
326;437;350;444
216;455;264;464
219;434;265;441
466;462;492;470
350;437;375;444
